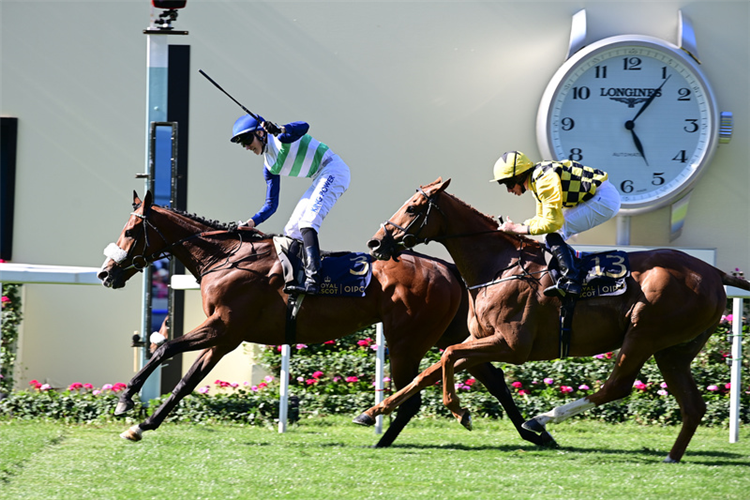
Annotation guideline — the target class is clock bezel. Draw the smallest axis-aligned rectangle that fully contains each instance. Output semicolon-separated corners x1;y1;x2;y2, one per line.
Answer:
536;34;720;215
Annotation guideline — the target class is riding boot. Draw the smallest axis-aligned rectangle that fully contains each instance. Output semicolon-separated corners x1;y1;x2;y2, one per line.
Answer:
544;234;582;298
285;228;322;295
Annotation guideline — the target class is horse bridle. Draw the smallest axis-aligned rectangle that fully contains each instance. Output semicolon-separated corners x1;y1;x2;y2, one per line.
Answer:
377;187;549;289
103;210;176;273
379;187;445;250
104;208;256;283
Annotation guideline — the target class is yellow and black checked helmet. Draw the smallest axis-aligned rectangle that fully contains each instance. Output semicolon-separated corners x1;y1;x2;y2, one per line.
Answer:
490;151;534;184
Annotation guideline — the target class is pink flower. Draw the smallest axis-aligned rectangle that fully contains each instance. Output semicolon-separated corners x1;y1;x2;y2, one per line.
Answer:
518;389;529;396
657;390;668;396
345;376;359;383
230;382;239;388
295;344;307;350
102;384;113;391
578;384;590;391
258;382;267;389
93;390;101;395
721;314;734;324
707;385;719;392
312;371;324;379
306;379;317;385
333;376;342;383
464;378;476;386
357;338;372;347
112;383;127;392
543;378;554;385
560;386;574;394
1;296;10;304
264;375;274;383
660;382;668;389
633;380;647;390
198;386;210;394
83;383;94;390
383;377;391;383
40;383;51;391
725;383;731;390
511;381;523;389
324;340;336;345
68;382;83;391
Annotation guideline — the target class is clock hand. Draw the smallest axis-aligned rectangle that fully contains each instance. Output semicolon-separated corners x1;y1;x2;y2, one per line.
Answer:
631;75;671;123
625;121;649;166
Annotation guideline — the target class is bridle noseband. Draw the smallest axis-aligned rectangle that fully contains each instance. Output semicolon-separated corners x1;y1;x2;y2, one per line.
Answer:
380;187;444;250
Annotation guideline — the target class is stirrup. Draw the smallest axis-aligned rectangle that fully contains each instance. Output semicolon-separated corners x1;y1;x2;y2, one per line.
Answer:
544;279;581;298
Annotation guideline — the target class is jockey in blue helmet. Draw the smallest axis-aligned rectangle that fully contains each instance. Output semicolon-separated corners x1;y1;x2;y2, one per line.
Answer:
231;114;351;295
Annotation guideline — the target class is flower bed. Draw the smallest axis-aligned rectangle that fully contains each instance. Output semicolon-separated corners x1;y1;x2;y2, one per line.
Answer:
1;314;748;427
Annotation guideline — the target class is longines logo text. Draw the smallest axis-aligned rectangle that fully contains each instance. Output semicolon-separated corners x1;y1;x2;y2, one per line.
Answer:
601;87;661;108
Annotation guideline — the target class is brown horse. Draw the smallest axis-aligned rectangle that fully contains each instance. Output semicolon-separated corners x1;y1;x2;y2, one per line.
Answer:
98;191;555;447
358;178;750;463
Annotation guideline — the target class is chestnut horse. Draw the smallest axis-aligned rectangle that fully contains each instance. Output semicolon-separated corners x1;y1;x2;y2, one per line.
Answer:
98;191;554;447
358;178;750;463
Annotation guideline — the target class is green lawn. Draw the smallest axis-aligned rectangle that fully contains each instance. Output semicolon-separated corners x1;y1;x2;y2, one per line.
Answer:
1;417;748;499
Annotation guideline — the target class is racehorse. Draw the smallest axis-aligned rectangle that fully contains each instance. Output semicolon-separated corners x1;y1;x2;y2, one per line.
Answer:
98;191;555;447
358;177;750;463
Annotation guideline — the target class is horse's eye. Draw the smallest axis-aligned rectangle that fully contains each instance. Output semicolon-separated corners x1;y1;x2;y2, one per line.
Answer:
405;205;417;214
125;229;133;238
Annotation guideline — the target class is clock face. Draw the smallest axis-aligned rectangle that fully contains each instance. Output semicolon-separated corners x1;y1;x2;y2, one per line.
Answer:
537;35;719;214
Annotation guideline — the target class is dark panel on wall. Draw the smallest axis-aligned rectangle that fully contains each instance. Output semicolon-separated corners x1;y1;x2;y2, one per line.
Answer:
0;117;18;261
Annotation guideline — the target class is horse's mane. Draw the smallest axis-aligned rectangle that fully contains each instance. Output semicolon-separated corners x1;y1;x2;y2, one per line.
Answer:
441;188;542;248
156;205;277;241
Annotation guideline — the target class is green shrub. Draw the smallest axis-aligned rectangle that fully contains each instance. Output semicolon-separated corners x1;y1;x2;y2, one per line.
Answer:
1;312;747;427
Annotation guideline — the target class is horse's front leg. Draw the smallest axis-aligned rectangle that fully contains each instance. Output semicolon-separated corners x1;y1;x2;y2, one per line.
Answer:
441;335;514;431
353;360;445;426
121;340;239;441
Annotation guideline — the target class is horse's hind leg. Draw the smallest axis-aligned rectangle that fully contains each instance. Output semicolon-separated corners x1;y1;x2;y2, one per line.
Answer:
469;363;557;448
653;329;713;463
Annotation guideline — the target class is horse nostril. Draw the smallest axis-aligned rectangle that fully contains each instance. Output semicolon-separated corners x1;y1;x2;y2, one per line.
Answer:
367;239;381;251
97;270;109;281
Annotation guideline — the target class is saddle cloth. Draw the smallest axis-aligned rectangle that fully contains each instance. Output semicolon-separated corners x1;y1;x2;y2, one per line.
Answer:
548;250;631;299
273;236;373;297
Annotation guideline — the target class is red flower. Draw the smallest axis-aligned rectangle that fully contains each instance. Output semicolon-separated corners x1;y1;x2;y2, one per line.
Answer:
511;381;523;389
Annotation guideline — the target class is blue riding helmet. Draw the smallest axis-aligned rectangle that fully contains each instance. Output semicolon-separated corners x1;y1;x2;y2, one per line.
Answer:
230;114;265;143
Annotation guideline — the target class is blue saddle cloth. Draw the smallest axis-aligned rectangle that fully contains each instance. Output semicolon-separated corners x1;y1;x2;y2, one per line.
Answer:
273;236;372;297
549;250;631;299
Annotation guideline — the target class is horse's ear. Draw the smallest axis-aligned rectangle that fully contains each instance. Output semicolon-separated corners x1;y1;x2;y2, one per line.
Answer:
133;191;142;210
438;178;451;191
143;191;154;210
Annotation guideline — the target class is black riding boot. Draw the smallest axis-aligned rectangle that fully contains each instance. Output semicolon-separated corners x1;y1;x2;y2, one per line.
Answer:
544;233;582;298
286;228;322;295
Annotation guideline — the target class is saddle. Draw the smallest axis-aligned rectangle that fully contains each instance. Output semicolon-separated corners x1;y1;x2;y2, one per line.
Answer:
547;249;631;358
273;236;373;297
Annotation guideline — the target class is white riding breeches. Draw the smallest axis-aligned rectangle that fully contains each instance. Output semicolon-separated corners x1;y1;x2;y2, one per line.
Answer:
284;156;350;240
559;180;621;241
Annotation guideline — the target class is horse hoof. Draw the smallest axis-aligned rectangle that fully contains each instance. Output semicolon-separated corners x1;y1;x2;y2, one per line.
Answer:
353;413;376;427
522;418;545;433
459;411;472;431
114;400;134;417
540;432;559;448
120;425;143;442
663;455;679;464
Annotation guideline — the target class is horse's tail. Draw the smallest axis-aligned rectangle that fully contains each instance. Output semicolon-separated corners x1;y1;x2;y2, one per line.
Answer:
722;273;750;291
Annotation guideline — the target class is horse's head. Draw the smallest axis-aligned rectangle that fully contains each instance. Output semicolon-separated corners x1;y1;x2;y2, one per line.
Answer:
367;177;451;260
98;191;161;289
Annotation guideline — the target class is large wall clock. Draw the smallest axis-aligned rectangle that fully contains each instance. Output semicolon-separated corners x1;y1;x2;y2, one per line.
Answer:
537;10;731;218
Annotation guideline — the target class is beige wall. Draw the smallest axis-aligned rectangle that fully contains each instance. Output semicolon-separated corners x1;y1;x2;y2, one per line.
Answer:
2;1;748;391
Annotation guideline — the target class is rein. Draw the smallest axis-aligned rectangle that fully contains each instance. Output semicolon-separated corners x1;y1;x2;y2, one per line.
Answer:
116;210;263;280
379;187;548;290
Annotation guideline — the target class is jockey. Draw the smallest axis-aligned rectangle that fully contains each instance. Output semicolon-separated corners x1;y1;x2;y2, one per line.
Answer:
490;151;621;298
231;114;351;295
